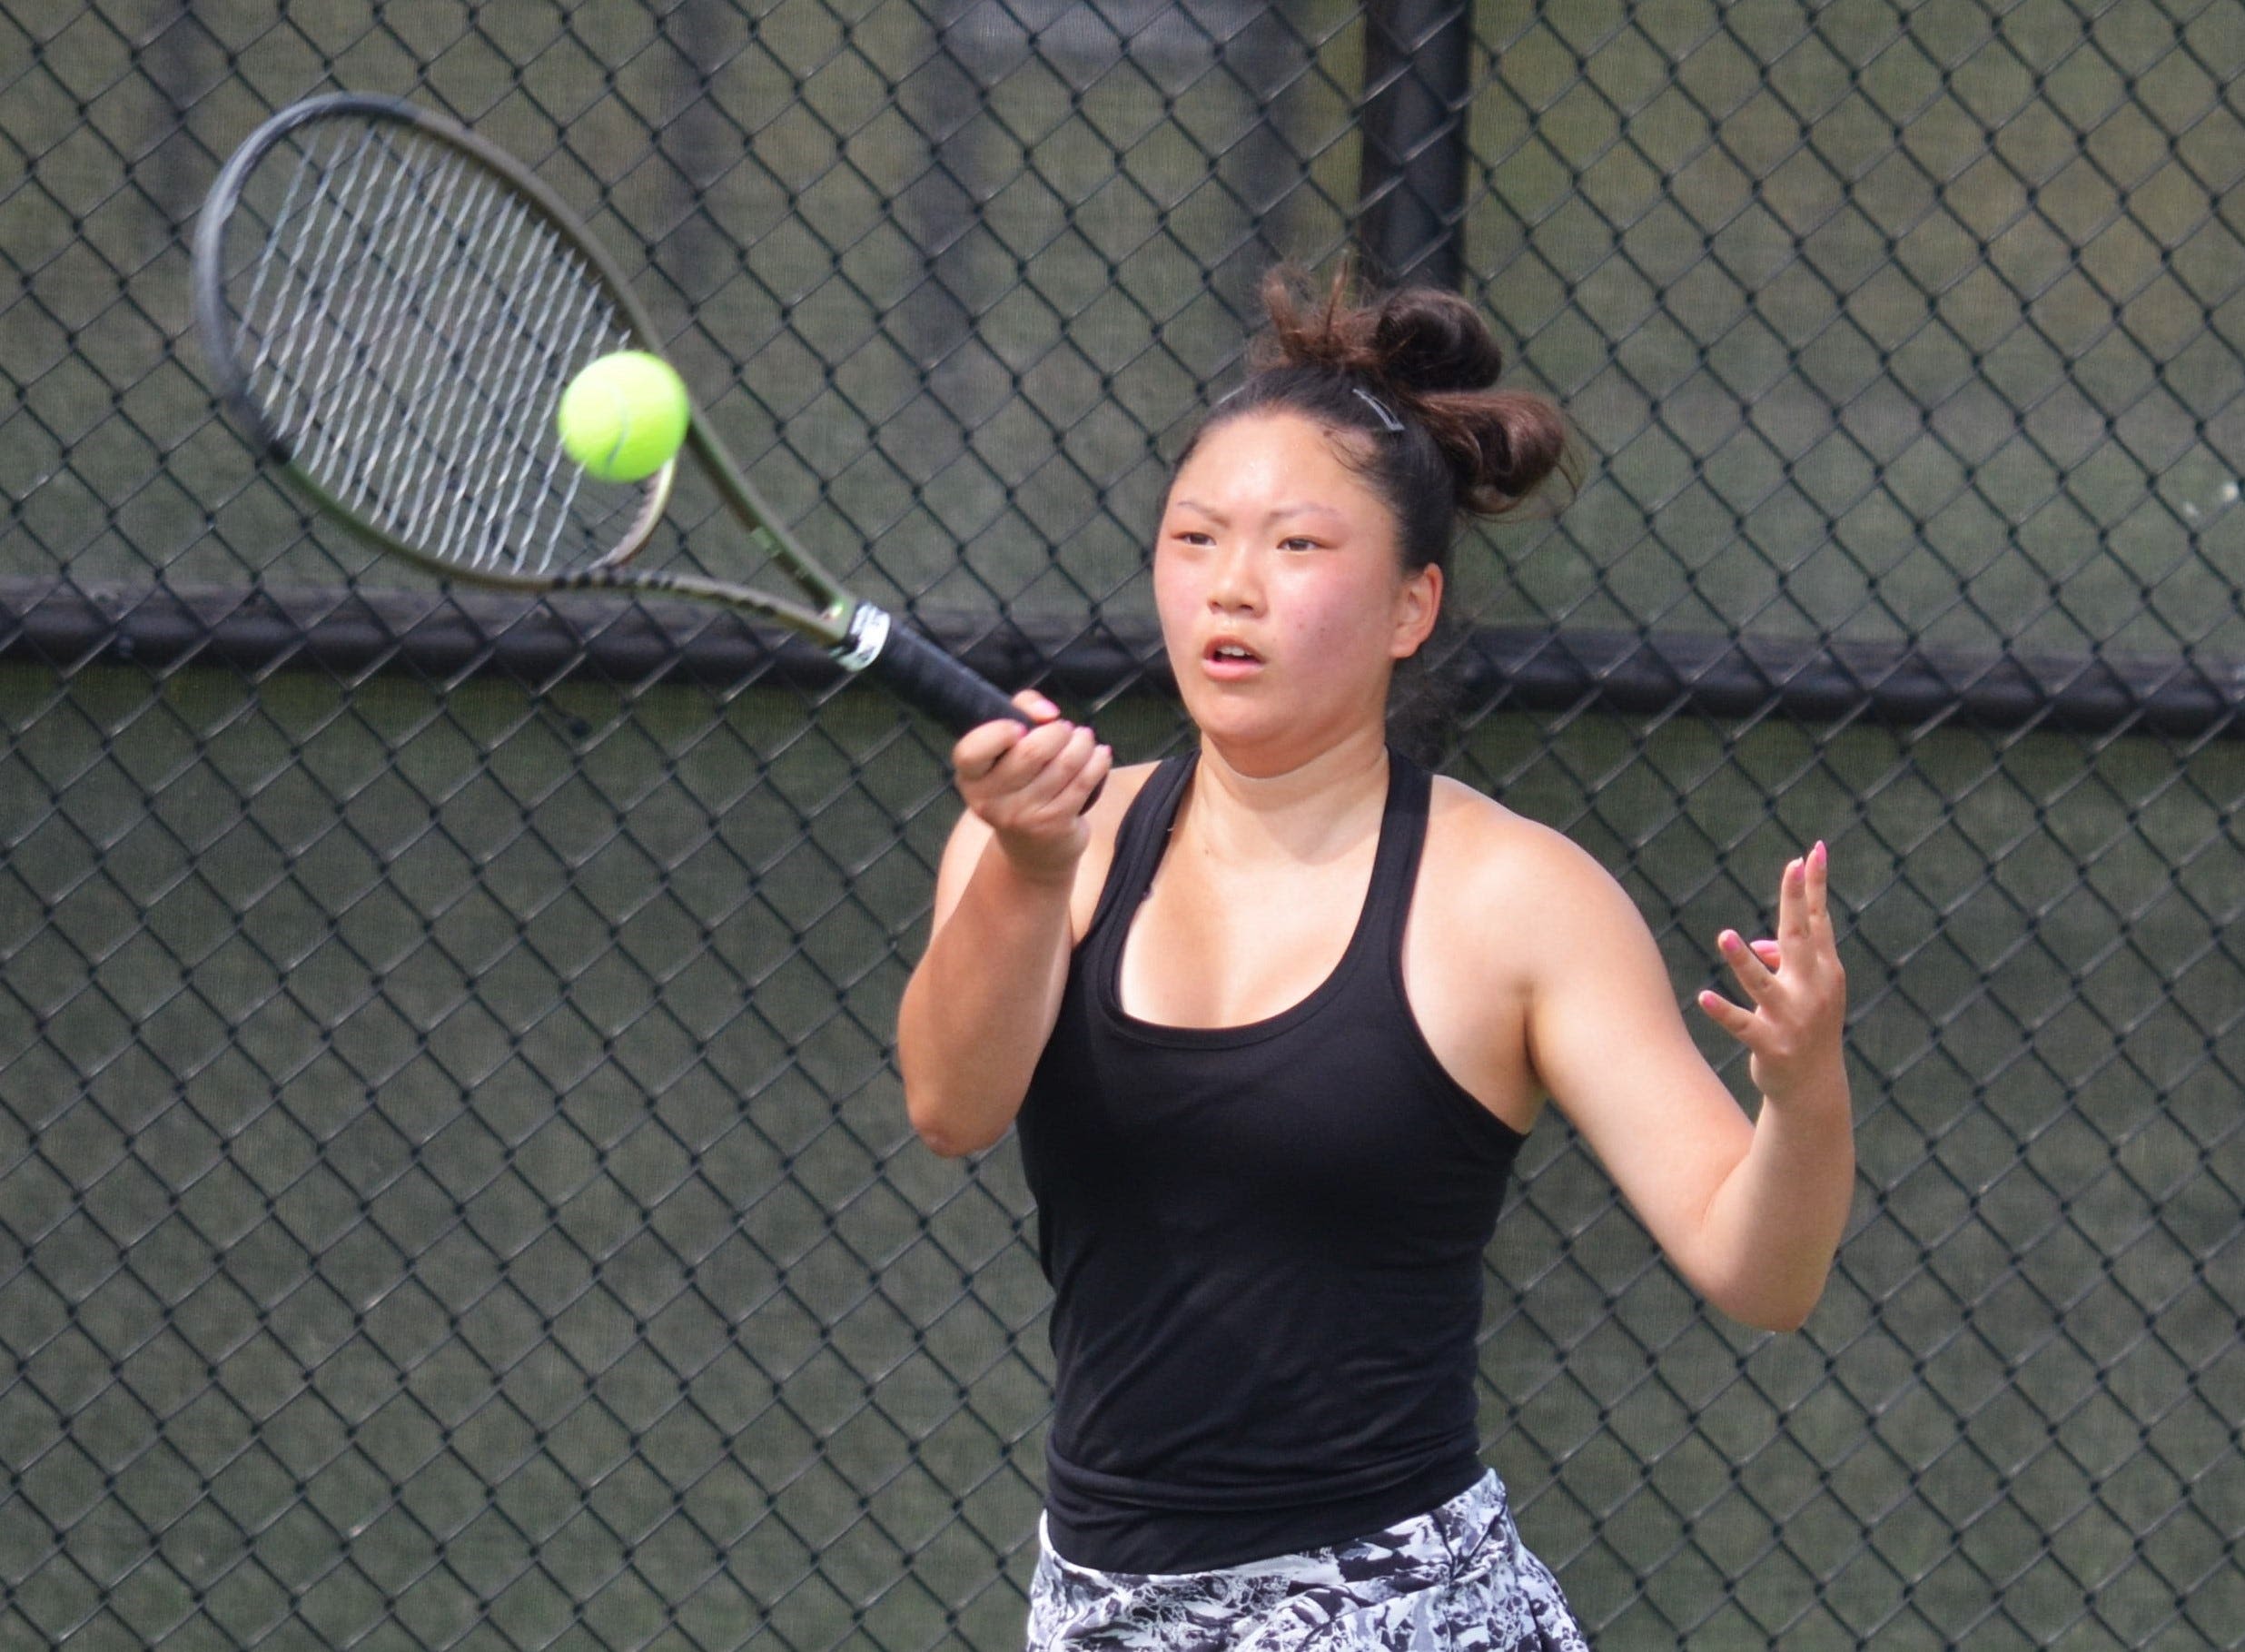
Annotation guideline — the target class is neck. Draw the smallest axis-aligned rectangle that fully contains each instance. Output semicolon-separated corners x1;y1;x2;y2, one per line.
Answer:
1183;725;1392;864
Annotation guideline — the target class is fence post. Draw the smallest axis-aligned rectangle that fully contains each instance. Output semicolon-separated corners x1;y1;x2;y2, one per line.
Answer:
1354;0;1473;290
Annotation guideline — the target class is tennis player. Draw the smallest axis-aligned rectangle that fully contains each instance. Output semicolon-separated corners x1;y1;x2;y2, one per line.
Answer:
897;272;1854;1649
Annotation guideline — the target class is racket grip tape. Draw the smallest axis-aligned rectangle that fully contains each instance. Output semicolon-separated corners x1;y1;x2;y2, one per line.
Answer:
838;606;1104;808
841;606;1025;734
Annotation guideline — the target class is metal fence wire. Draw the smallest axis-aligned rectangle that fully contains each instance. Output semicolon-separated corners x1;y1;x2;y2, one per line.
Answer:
2;1;2241;1647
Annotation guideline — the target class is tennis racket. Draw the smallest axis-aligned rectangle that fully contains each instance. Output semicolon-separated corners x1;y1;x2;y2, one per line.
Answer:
192;91;1030;737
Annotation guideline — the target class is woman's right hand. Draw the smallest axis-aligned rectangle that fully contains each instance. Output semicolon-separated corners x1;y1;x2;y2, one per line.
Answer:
951;690;1112;883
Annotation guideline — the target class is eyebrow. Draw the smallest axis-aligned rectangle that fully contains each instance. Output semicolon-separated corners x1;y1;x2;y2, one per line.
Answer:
1167;499;1348;524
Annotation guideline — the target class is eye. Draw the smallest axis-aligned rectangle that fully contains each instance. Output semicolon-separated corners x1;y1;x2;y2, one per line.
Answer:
1280;534;1322;552
1170;528;1214;548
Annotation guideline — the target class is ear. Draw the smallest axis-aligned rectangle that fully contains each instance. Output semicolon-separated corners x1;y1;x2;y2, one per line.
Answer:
1390;561;1442;659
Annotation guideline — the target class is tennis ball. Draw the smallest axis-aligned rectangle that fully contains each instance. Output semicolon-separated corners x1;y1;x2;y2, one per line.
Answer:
556;351;689;482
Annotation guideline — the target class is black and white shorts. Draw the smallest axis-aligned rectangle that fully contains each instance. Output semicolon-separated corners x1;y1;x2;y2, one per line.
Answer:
1024;1469;1590;1650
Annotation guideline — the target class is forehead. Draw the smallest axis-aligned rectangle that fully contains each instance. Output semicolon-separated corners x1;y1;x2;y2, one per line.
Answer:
1169;410;1385;511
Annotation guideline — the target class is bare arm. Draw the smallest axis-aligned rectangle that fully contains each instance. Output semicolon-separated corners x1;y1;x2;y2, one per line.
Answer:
896;694;1111;1158
1526;839;1854;1331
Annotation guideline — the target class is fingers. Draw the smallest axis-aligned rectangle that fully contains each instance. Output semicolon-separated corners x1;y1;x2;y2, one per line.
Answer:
1012;722;1103;811
953;716;1028;783
1776;853;1809;947
951;688;1062;782
1706;844;1850;1108
1717;842;1831;1005
1782;839;1835;932
1696;985;1755;1039
1805;837;1832;939
969;720;1079;800
1767;840;1839;965
950;689;1109;838
1065;736;1115;811
1718;927;1778;1002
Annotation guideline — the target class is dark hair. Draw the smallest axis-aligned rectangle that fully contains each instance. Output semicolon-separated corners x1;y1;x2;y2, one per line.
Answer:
1173;268;1575;762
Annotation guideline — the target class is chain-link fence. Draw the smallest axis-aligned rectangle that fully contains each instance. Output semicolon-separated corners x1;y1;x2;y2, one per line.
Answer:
3;2;2241;1647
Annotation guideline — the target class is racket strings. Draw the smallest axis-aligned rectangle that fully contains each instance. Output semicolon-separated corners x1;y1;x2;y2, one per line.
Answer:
231;121;638;576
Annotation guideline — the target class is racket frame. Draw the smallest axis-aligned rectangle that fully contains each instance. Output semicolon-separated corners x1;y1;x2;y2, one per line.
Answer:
193;91;857;649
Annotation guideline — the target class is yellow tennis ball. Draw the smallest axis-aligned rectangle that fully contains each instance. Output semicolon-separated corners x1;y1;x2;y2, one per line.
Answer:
556;351;689;482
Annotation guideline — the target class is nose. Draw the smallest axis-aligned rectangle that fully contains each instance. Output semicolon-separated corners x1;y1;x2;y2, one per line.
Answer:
1206;539;1261;614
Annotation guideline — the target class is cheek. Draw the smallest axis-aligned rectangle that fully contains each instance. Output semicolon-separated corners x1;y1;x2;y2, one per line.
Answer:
1281;567;1399;649
1151;549;1197;623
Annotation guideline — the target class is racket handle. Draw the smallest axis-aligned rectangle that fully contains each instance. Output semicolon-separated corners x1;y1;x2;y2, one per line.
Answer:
842;607;1104;808
847;608;1026;734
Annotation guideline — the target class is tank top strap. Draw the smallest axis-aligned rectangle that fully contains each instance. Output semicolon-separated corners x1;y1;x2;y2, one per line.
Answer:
1357;749;1433;973
1084;747;1199;942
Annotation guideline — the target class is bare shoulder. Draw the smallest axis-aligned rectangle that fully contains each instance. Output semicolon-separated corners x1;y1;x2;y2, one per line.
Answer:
1423;775;1629;906
1417;776;1647;974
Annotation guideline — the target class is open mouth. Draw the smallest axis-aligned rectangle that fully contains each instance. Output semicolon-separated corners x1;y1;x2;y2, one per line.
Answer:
1202;639;1264;678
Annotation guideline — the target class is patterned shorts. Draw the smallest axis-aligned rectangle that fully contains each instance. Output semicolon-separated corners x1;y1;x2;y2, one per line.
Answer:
1024;1469;1589;1650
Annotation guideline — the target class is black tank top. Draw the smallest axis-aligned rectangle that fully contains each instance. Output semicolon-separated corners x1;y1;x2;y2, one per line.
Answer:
1015;748;1528;1573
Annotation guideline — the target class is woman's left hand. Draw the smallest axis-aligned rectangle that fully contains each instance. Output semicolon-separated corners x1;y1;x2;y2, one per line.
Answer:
1696;842;1847;1108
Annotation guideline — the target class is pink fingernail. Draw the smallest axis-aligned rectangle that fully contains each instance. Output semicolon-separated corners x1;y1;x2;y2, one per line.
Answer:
1813;840;1827;866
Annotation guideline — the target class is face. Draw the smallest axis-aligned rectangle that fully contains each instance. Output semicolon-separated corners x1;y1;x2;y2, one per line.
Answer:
1154;410;1440;770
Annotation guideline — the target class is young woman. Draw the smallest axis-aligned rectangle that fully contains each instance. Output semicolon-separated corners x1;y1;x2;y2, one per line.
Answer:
897;273;1854;1649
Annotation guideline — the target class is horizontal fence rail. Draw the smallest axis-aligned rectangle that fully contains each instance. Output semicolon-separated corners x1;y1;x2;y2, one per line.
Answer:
7;579;2243;742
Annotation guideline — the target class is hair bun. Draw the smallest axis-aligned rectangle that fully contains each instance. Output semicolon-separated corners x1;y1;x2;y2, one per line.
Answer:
1241;264;1574;517
1370;289;1505;396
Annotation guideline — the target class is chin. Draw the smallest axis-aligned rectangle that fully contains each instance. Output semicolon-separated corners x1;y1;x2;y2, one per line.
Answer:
1191;703;1360;775
1183;700;1277;756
